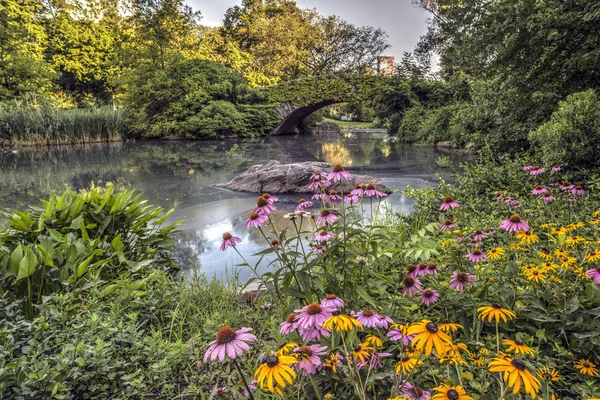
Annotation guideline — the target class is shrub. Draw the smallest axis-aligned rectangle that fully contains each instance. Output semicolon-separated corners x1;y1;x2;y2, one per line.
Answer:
529;89;600;169
396;105;426;143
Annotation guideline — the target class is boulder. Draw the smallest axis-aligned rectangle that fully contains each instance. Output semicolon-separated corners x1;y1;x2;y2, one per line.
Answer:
216;160;391;194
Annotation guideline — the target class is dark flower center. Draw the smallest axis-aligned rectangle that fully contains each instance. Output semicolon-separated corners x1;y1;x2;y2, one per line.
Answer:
413;387;424;396
447;389;459;400
332;164;344;172
257;196;269;207
533;271;539;276
401;356;410;362
329;190;338;195
423;289;434;298
326;293;337;299
297;346;312;356
418;262;427;270
596;266;600;272
511;358;526;370
286;313;298;323
492;303;502;309
403;276;415;287
426;322;438;333
442;319;451;324
473;249;481;255
265;356;279;367
535;186;542;190
576;185;582;190
362;310;374;317
320;231;329;236
509;214;522;223
514;339;524;345
584;362;590;368
544;372;552;380
475;229;483;234
332;309;341;316
262;193;271;199
407;264;416;272
533;166;540;170
366;183;376;190
271;240;279;246
316;245;323;250
306;303;322;315
428;262;437;270
354;345;362;352
444;219;453;225
355;183;361;189
216;326;237;344
222;232;232;240
457;272;468;283
320;210;330;217
249;212;260;220
298;198;306;204
278;342;288;350
444;195;454;203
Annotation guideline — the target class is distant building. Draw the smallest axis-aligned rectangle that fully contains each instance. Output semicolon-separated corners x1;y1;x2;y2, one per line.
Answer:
377;56;396;76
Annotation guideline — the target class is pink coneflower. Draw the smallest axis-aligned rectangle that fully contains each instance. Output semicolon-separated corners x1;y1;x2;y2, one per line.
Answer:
406;263;418;278
321;294;344;308
254;196;276;215
415;262;428;277
220;232;241;251
552;166;561;172
299;326;330;341
560;181;575;191
401;381;431;400
441;219;456;231
500;214;529;232
357;351;392;370
530;166;545;175
473;229;487;241
523;164;533;171
216;386;227;394
327;190;343;204
239;380;257;397
376;313;394;329
454;235;464;243
388;325;415;346
268;239;280;249
308;172;331;191
313;245;326;254
420;288;439;305
296;198;313;212
246;212;268;229
505;197;518;206
315;230;334;242
297;211;312;218
350;183;363;197
293;344;327;376
465;248;488;262
344;193;360;204
568;197;577;203
440;195;459;211
572;185;585;196
280;313;298;335
426;262;440;275
586;266;600;284
294;303;334;330
283;212;297;220
540;194;555;202
466;239;480;247
203;326;257;363
261;193;278;204
312;191;327;200
449;271;477;292
353;310;379;328
402;276;422;297
496;191;504;201
316;209;338;226
532;186;548;195
328;164;353;182
363;183;387;198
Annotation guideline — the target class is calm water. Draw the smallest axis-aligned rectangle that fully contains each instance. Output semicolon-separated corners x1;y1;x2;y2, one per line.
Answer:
0;133;467;281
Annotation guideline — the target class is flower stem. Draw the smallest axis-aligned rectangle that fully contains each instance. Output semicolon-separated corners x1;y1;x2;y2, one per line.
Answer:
232;358;255;400
495;321;505;394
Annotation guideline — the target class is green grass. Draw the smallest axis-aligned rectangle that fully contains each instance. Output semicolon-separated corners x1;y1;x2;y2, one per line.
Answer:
324;117;378;129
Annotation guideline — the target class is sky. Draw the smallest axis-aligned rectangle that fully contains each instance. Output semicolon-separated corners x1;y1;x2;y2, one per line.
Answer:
188;0;431;61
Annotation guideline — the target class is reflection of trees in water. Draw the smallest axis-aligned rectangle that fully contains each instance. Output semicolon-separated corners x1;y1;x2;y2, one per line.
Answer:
171;230;208;270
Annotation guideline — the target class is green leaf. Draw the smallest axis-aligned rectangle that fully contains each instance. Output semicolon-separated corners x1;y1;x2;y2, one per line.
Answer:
6;245;23;277
16;247;39;282
76;255;95;278
111;234;124;251
355;286;378;308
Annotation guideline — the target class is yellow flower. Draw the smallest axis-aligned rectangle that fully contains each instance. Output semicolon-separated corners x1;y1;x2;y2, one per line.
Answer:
549;274;562;283
575;359;599;376
441;239;454;248
559;256;577;268
440;353;467;366
568;221;584;229
590;219;600;225
276;342;298;356
536;366;560;381
404;347;421;358
540;222;556;229
479;348;490;356
550;227;568;236
593;210;600;217
554;249;568;258
432;384;474;400
565;236;585;246
524;268;546;283
510;243;528;251
517;230;539;244
477;304;517;324
365;334;382;348
323;353;342;373
254;355;296;394
322;311;362;332
488;356;540;398
439;320;463;333
407;320;453;357
488;247;505;260
540;262;559;272
394;355;422;374
537;251;553;260
352;343;373;363
468;351;485;366
585;250;600;262
503;338;535;356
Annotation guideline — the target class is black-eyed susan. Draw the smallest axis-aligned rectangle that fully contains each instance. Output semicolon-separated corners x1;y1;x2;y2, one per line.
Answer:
365;334;383;348
550;227;568;236
540;261;559;272
488;356;541;398
524;268;547;283
322;353;342;373
352;343;373;363
407;320;452;356
488;247;505;260
517;230;539;244
394;355;422;374
431;384;474;400
559;256;577;268
404;347;421;358
549;274;562;283
590;219;600;225
468;351;485;367
254;355;296;394
585;250;600;263
537;251;553;261
276;342;298;356
322;310;362;332
477;304;516;324
554;249;568;258
568;221;585;230
566;236;585;246
479;348;490;356
510;243;528;251
440;352;467;366
439;320;463;333
536;366;560;381
503;338;535;356
575;359;599;376
540;222;556;229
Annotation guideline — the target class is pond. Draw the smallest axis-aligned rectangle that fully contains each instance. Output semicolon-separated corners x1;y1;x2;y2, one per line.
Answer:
0;133;468;281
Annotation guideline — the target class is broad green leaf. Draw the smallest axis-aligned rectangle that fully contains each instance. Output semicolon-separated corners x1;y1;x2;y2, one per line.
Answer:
16;248;39;282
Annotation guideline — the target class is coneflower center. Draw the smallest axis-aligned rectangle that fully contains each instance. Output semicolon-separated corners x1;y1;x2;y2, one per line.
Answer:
473;249;481;255
271;239;279;246
447;389;459;400
366;183;376;190
332;164;344;172
297;346;313;356
222;232;232;240
514;339;524;345
596;266;600;272
426;322;438;333
306;303;322;315
475;229;483;234
535;185;543;190
362;310;374;317
509;214;522;223
355;183;361;189
511;358;526;370
329;190;338;195
413;386;424;396
444;219;453;225
257;196;269;207
457;272;468;283
576;185;582;190
262;193;271;199
320;231;329;237
428;262;437;270
403;276;415;287
265;355;279;367
298;198;306;204
423;289;434;298
286;313;298;323
326;293;337;299
249;212;260;220
407;264;416;272
216;326;237;344
320;210;330;217
443;195;454;203
533;166;540;170
418;262;427;270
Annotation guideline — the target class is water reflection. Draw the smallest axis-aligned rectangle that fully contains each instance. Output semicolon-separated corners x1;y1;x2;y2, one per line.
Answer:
0;133;470;279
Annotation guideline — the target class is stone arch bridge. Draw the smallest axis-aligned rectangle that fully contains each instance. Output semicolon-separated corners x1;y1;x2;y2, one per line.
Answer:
261;74;395;136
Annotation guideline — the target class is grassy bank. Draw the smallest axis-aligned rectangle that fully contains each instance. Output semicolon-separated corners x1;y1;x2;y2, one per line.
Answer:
0;106;127;146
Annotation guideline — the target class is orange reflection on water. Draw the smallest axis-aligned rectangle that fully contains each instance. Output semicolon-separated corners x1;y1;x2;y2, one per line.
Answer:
321;142;353;166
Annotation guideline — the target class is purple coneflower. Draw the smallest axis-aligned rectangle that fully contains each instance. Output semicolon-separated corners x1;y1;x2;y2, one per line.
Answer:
449;271;477;292
406;263;418;278
220;232;241;251
316;209;338;226
401;381;431;400
415;262;428;277
568;197;577;203
473;229;487;241
313;245;326;254
216;386;227;394
280;313;298;335
387;325;415;346
293;344;327;376
294;303;334;330
246;212;268;229
328;164;353;182
376;313;394;329
203;326;257;363
523;164;533;171
344;193;360;204
500;214;529;232
465;248;488;262
440;219;456;231
572;185;585;196
283;212;297;220
350;183;363;197
560;181;575;191
327;190;343;204
299;326;330;341
426;262;440;275
402;276;422;297
496;191;504;201
268;239;279;249
530;166;545;175
321;294;344;308
308;172;331;191
239;380;257;397
312;191;327;200
363;183;387;198
420;288;439;305
552;166;561;172
440;195;460;211
505;197;518;206
262;193;278;204
357;351;392;370
315;230;334;242
532;185;548;195
254;196;276;215
586;266;600;284
296;198;313;212
354;310;380;328
540;194;554;202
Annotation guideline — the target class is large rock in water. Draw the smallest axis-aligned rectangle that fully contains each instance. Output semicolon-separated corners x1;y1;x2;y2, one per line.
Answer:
217;160;391;194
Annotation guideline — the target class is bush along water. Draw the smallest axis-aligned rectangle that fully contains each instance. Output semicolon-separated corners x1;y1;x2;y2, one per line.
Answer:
209;162;600;399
